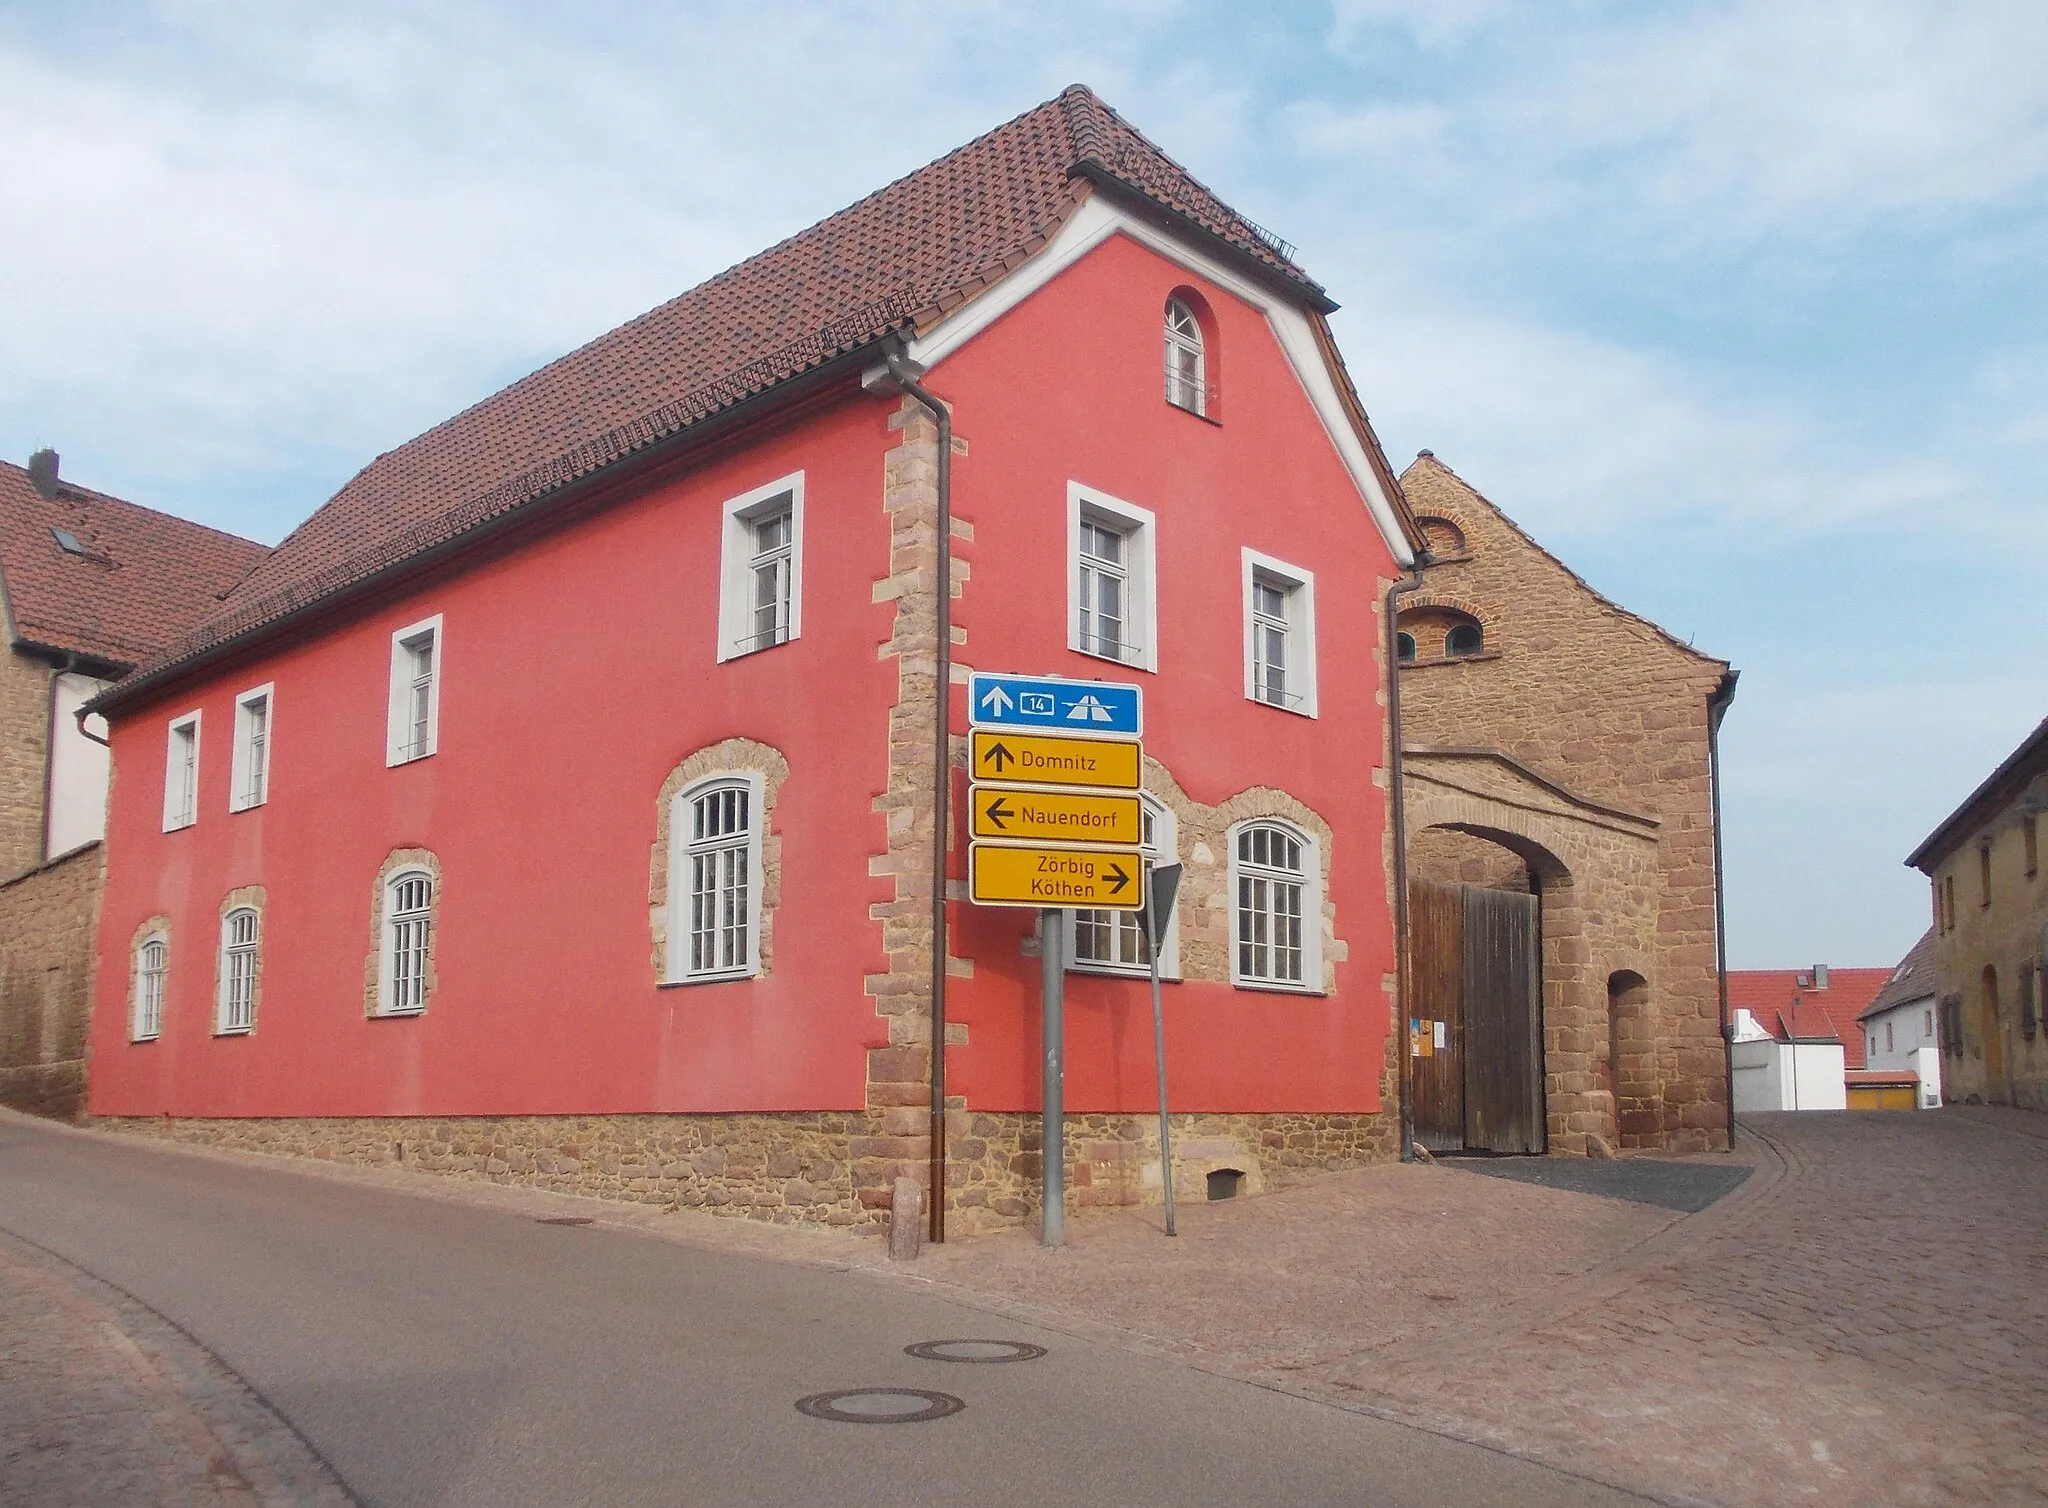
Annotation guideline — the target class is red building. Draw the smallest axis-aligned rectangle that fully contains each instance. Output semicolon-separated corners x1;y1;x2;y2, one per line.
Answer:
85;87;1421;1232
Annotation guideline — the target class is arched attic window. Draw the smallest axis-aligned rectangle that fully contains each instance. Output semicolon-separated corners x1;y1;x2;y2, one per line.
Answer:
1396;632;1416;663
1164;295;1211;417
1445;618;1484;657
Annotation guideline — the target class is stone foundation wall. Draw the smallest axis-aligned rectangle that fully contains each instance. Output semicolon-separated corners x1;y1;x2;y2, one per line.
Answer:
947;1108;1399;1234
0;842;104;1120
98;1111;891;1228
94;1104;1402;1235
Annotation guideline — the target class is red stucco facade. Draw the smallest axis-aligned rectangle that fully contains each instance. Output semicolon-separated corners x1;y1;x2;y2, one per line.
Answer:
87;233;1403;1130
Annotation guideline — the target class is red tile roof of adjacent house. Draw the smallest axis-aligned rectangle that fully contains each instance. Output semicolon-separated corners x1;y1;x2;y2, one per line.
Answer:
1726;968;1893;1070
0;457;269;670
96;85;1355;714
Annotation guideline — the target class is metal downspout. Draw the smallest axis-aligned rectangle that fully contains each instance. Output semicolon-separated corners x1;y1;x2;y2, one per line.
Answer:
1708;671;1739;1149
884;350;953;1243
1387;557;1428;1162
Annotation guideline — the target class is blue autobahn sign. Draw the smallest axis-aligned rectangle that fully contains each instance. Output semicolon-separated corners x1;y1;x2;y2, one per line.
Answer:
968;672;1143;737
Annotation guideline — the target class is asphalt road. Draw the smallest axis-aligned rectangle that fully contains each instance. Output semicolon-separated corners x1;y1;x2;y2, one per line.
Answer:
0;1117;1653;1508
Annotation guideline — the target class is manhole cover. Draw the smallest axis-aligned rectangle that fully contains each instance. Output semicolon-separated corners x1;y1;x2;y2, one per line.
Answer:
795;1388;964;1424
905;1339;1047;1363
535;1216;594;1226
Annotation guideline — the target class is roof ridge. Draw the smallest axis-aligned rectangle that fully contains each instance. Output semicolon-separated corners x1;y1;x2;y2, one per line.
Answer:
1403;453;1727;669
0;460;268;552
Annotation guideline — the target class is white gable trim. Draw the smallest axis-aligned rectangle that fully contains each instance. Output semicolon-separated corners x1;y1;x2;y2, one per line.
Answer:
887;196;1414;567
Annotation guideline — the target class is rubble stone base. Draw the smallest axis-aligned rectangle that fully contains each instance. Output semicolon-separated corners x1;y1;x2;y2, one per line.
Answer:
96;1105;1402;1236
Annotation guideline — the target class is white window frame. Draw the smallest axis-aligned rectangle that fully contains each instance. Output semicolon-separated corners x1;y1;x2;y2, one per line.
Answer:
216;907;260;1035
162;711;201;831
132;932;168;1042
377;869;435;1016
1164;297;1207;416
1069;795;1180;980
229;684;274;812
1227;818;1323;993
1241;549;1318;717
385;615;443;766
1067;482;1158;672
716;473;805;663
666;772;765;983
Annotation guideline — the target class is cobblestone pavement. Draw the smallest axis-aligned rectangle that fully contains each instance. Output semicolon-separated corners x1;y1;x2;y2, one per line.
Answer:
0;1229;353;1508
905;1108;2048;1507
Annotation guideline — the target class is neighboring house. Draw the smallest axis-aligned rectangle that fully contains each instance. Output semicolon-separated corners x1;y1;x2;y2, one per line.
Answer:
0;451;267;1117
1395;453;1737;1156
1907;715;2048;1111
1856;929;1942;1109
81;87;1424;1235
1725;966;1890;1112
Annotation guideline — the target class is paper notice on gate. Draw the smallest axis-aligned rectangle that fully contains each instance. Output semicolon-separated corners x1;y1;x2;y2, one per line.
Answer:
1409;1018;1424;1058
1434;1021;1447;1050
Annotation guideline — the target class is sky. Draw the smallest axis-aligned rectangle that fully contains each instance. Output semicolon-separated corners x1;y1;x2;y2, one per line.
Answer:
3;0;2044;968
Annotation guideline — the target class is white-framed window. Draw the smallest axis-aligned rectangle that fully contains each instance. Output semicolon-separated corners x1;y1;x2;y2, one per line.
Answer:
1241;549;1318;716
1071;795;1179;978
717;473;804;662
668;774;764;982
132;932;167;1041
216;908;260;1034
385;615;442;766
1067;482;1158;671
1165;297;1207;415
229;684;273;811
1229;819;1321;992
378;870;435;1016
162;711;201;831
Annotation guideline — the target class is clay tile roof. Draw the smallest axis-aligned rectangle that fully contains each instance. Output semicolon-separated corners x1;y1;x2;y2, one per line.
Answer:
1859;929;1940;1022
99;85;1322;713
1725;968;1894;1070
0;460;268;670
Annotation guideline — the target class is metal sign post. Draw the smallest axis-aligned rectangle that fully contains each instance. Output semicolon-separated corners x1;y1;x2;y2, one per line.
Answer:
1039;907;1066;1248
1145;864;1184;1237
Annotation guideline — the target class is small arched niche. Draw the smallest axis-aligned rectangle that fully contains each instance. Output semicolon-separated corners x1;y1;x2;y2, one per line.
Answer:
1605;970;1649;1098
1418;515;1468;559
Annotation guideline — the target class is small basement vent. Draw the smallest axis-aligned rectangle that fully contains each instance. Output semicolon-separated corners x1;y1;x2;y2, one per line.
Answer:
1206;1168;1244;1201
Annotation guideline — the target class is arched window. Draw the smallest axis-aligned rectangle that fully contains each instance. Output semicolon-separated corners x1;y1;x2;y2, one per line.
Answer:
672;775;762;982
1072;795;1178;976
379;870;436;1015
1164;297;1207;416
133;933;167;1041
1446;621;1484;657
1396;631;1416;663
1231;820;1319;989
217;908;259;1034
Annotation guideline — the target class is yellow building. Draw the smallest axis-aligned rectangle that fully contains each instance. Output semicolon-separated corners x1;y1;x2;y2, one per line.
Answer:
1906;716;2048;1109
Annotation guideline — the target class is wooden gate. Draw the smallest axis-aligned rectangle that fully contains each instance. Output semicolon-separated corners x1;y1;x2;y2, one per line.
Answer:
1409;879;1545;1154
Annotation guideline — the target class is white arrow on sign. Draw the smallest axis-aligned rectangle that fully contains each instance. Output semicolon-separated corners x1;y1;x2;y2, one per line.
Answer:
979;684;1014;718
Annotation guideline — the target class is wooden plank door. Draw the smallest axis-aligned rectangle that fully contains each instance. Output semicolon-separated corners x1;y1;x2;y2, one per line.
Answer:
1460;886;1544;1154
1408;880;1465;1153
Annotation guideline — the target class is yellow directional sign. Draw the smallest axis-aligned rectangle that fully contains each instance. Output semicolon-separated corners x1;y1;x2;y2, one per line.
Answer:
971;785;1143;846
969;729;1141;791
970;842;1145;911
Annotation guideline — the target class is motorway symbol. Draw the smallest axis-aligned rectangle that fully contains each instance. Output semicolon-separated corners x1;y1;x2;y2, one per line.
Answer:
969;842;1145;911
971;786;1143;846
970;729;1142;791
969;673;1142;737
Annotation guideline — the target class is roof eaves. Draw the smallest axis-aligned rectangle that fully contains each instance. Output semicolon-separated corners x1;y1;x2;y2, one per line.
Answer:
91;324;903;720
1904;714;2048;872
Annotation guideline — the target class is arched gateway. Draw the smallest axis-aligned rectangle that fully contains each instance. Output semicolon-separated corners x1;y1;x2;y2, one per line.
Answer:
1404;748;1662;1155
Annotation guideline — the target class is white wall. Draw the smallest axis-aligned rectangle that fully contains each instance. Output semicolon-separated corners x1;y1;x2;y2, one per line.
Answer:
1862;996;1937;1072
1911;1045;1944;1108
1731;1036;1847;1111
45;672;110;858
